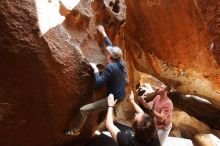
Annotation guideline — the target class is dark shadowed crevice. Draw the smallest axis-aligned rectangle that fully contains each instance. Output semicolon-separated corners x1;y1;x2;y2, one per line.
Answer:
109;0;120;13
112;1;120;13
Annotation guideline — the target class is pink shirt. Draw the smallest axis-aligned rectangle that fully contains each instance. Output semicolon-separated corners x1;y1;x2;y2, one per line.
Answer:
152;95;173;129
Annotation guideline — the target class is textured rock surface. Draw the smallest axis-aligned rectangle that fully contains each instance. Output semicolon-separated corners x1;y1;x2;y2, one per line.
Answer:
125;0;220;109
194;134;220;146
0;0;125;146
1;0;220;146
172;109;211;139
194;0;220;65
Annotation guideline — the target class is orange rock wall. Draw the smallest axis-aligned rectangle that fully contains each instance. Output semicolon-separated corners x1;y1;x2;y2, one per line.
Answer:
125;0;220;108
194;0;220;64
0;0;220;146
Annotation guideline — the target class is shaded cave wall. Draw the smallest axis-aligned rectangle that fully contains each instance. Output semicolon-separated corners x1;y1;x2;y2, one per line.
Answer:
0;0;220;146
0;0;130;145
0;0;123;145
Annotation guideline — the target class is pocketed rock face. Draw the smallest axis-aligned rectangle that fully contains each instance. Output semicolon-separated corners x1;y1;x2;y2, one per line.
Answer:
62;0;126;64
194;0;220;65
125;0;220;109
0;0;126;146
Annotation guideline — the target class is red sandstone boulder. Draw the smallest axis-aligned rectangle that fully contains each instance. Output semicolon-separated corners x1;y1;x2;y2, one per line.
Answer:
1;0;220;146
0;0;126;146
125;0;220;109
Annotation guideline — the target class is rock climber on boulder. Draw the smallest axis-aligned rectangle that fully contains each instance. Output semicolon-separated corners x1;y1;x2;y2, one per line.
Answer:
65;25;128;136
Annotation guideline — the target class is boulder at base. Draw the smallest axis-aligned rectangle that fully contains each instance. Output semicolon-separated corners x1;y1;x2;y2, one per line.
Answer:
164;137;193;146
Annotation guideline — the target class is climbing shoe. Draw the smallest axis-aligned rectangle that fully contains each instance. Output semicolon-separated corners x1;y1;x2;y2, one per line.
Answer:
64;129;80;136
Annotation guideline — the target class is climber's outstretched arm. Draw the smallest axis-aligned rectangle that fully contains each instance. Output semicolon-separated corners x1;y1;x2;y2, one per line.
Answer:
97;25;113;47
106;94;120;143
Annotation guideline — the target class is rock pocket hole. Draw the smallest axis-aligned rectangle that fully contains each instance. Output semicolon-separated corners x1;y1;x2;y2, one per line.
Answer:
112;1;120;13
109;0;120;14
109;1;114;7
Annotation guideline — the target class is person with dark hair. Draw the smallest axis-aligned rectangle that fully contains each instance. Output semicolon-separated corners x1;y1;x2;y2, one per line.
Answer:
140;84;173;146
65;25;128;136
106;91;160;146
